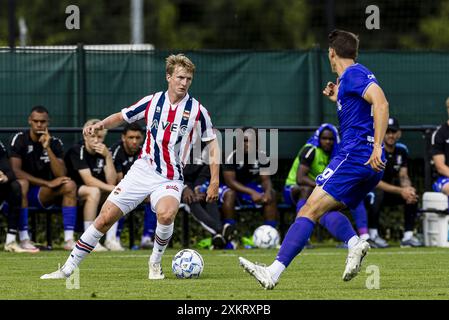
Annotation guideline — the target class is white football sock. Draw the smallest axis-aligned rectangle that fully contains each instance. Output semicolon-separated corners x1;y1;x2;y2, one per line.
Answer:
150;223;174;264
84;221;93;231
360;233;370;241
61;225;104;276
402;231;413;241
267;260;285;282
19;230;30;241
6;233;16;244
369;228;378;239
347;235;360;249
64;230;74;242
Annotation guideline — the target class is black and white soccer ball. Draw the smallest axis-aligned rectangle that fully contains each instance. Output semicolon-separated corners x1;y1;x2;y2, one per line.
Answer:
253;225;280;249
172;249;204;279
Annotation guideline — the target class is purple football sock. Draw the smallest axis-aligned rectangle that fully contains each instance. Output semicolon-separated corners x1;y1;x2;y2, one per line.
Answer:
62;206;77;231
19;208;29;231
276;217;315;267
350;202;368;236
116;217;125;238
319;211;357;243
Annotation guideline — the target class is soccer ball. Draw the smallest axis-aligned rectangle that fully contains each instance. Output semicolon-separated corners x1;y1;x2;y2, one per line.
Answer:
253;225;280;249
172;249;204;279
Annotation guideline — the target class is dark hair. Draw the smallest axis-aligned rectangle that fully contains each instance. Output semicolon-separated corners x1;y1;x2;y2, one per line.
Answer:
30;105;49;115
328;29;359;60
122;122;143;135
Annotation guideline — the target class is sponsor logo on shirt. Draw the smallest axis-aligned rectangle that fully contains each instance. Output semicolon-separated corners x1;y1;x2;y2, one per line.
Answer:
367;74;376;79
93;159;105;174
166;185;179;192
337;99;342;111
113;187;121;195
40;150;50;163
182;110;190;120
27;145;33;154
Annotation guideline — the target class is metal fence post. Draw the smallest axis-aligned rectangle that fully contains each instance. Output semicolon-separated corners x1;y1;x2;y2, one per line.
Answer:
76;43;87;126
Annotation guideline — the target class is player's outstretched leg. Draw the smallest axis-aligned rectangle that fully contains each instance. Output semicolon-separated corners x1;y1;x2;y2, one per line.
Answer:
40;201;122;279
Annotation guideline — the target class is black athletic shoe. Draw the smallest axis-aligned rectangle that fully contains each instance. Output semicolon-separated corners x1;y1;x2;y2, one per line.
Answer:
222;223;237;242
212;234;226;249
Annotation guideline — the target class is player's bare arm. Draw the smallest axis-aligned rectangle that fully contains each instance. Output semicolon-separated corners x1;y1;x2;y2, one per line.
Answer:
260;174;273;203
38;128;68;178
78;168;115;193
92;143;117;185
399;167;413;188
10;156;64;188
0;170;8;183
223;170;262;201
84;112;124;136
205;138;219;202
432;154;449;178
297;164;316;188
363;83;389;172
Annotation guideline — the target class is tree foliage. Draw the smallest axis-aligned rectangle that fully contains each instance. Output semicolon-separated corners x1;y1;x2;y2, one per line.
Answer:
0;0;447;50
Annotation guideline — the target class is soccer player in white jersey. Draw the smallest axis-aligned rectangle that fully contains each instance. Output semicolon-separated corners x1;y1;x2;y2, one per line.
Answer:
41;54;219;280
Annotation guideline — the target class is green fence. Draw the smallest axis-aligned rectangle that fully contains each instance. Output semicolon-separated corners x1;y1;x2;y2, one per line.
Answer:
0;46;448;158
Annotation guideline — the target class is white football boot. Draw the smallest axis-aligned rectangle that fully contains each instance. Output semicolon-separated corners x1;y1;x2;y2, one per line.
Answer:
40;268;70;280
148;262;165;280
342;239;370;281
238;257;277;290
104;239;125;251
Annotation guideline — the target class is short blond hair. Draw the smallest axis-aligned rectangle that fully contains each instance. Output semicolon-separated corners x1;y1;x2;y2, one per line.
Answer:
83;119;107;135
166;54;195;76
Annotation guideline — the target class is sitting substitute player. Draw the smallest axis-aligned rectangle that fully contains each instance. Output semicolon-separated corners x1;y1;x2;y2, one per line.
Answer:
239;29;389;289
41;54;219;280
284;123;370;245
0;140;36;253
111;122;157;249
220;128;278;248
431;97;449;196
10;106;77;251
64;119;119;252
183;151;228;249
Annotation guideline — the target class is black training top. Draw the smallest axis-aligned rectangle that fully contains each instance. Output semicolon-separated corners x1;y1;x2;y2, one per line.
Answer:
431;122;449;167
65;142;107;186
8;130;64;181
382;143;409;184
110;141;141;176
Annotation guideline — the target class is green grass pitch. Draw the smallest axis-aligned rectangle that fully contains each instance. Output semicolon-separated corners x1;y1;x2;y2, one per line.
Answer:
1;246;449;300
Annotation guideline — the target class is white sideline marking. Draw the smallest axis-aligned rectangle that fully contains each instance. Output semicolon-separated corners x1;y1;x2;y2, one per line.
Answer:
3;249;449;261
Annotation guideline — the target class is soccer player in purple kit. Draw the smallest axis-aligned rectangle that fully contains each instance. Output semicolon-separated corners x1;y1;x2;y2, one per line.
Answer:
239;29;389;289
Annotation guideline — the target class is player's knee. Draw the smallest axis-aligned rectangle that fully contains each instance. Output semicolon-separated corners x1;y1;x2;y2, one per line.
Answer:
61;180;77;196
157;208;177;225
223;189;236;204
298;202;319;221
87;186;101;202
